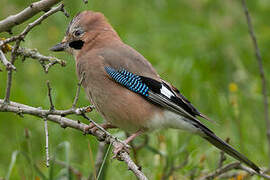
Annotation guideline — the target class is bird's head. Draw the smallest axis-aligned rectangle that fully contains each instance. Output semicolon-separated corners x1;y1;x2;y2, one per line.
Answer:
50;10;115;55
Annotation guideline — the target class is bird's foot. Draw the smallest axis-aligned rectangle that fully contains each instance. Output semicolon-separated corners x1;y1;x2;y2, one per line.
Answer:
112;129;145;159
83;123;116;134
112;143;130;159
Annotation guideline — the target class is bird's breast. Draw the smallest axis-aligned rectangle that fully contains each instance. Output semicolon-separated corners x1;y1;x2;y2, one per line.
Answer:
85;76;163;133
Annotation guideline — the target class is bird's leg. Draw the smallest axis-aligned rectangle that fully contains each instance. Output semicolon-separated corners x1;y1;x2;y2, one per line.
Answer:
113;129;144;158
84;122;117;134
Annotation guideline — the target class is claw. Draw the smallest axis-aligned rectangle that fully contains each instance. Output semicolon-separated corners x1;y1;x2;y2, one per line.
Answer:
83;122;95;134
84;123;117;134
112;143;130;159
112;129;144;159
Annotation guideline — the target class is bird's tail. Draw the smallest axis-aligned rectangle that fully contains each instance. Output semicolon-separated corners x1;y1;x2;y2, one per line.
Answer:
201;129;261;173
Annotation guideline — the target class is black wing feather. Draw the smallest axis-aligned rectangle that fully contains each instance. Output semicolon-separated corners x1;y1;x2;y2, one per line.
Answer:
141;76;200;117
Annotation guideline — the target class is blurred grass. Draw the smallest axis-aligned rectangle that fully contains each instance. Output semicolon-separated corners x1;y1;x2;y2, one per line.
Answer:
0;0;269;179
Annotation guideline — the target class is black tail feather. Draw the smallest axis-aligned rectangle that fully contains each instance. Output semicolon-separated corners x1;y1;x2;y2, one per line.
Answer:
202;130;261;173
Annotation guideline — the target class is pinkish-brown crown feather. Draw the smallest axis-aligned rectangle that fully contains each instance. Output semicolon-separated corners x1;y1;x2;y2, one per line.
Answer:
66;11;114;35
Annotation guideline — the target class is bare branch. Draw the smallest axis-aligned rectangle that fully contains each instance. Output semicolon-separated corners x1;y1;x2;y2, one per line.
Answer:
0;99;148;180
46;81;55;111
121;152;148;180
0;0;61;33
3;40;21;104
61;7;70;18
236;164;270;179
0;50;16;70
199;162;241;180
241;0;270;161
3;70;13;104
0;4;65;48
16;47;66;73
44;117;50;167
72;72;85;108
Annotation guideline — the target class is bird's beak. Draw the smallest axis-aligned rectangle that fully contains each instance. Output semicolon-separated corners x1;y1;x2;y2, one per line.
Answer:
50;42;67;52
50;37;68;52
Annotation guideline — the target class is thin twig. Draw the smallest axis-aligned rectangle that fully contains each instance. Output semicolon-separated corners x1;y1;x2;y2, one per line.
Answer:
46;81;55;111
61;7;70;17
44;117;50;167
1;40;18;104
3;40;21;104
236;164;270;179
3;69;13;104
241;0;270;162
72;72;85;108
0;50;16;70
0;0;61;32
16;47;66;73
199;162;241;180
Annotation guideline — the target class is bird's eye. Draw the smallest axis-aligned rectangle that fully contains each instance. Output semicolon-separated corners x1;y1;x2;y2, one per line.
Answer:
73;29;84;37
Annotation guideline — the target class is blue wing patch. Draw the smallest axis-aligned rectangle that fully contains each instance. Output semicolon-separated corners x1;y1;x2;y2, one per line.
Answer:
105;67;149;97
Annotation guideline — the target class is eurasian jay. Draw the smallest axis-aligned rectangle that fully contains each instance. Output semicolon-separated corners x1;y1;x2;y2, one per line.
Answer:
50;11;260;173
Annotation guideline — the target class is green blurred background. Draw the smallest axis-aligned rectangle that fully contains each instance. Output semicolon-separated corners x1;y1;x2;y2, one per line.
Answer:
0;0;269;179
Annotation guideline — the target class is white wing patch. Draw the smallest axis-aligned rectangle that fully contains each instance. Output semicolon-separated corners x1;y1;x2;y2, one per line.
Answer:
160;84;175;98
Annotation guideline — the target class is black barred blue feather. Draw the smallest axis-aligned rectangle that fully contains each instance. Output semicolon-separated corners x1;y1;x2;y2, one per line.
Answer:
105;67;149;97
